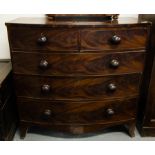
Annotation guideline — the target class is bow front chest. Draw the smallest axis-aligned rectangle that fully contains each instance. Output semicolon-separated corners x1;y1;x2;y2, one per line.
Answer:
6;17;151;138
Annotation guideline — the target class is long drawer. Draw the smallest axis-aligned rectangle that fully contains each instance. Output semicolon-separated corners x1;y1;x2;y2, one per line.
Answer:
8;27;79;51
14;74;141;100
81;28;148;51
17;97;137;124
11;51;145;76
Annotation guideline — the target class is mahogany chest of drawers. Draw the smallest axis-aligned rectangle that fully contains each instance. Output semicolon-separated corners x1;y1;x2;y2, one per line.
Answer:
6;17;151;139
0;60;17;140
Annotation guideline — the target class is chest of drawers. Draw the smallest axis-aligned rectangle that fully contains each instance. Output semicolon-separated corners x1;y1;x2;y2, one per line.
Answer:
6;17;151;139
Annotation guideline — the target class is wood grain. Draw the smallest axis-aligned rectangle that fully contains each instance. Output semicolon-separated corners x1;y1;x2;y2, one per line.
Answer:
14;74;141;100
9;27;79;51
81;28;148;51
17;97;137;124
6;17;151;138
11;51;145;76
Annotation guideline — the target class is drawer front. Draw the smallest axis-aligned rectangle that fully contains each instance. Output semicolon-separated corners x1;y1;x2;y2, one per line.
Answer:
17;97;137;124
14;74;141;100
12;51;145;76
8;27;79;51
81;28;148;51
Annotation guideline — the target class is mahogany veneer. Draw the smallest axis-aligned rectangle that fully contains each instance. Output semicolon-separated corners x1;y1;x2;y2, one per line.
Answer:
6;16;151;139
12;51;145;76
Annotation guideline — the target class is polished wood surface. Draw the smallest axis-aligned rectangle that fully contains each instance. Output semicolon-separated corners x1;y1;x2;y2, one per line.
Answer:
81;28;148;51
6;17;151;138
8;28;79;51
5;17;150;26
14;74;141;100
17;97;137;125
8;27;148;52
12;51;145;76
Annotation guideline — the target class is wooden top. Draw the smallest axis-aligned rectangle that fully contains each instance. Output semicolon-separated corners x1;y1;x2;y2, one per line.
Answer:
5;17;151;28
0;60;11;87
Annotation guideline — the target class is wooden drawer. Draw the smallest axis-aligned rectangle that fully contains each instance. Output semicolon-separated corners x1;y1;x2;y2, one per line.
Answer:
12;51;145;76
81;28;148;51
17;97;137;124
14;74;141;100
8;27;79;51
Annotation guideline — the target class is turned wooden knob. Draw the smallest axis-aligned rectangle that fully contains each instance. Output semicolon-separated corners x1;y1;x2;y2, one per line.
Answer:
106;108;115;116
44;109;52;116
110;59;120;68
43;109;52;119
41;84;51;93
37;36;47;45
108;83;117;91
111;35;121;44
39;60;49;69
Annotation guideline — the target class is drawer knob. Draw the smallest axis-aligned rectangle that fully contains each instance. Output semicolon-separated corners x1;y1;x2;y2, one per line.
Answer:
39;60;49;69
110;59;120;68
106;108;115;116
43;109;52;119
111;35;121;44
108;83;117;91
41;84;51;93
38;36;47;45
44;109;52;116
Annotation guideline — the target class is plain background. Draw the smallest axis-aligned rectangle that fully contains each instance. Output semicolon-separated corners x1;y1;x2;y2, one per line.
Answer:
0;14;138;59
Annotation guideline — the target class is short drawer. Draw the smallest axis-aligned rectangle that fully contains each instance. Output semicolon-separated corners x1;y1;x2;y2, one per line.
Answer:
81;28;148;51
14;74;141;100
17;97;137;124
12;51;145;76
8;27;79;51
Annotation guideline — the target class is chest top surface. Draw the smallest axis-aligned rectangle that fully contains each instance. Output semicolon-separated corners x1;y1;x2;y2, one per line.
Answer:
5;17;151;28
